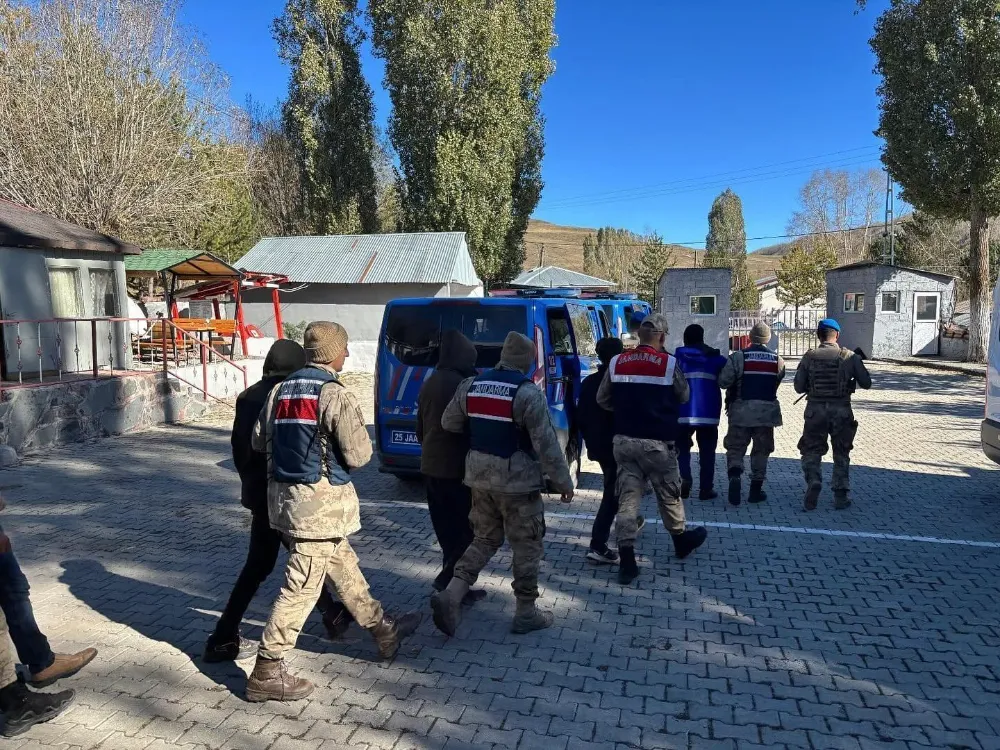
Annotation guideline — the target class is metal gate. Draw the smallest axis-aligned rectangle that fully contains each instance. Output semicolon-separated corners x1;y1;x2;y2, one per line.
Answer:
729;309;825;358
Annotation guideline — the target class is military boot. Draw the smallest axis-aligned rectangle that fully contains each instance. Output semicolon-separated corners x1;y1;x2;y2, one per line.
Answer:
618;546;639;585
728;473;742;507
672;526;708;559
511;600;555;634
246;656;314;703
430;578;469;637
369;611;422;659
803;483;822;511
834;491;852;510
0;681;74;737
748;481;767;504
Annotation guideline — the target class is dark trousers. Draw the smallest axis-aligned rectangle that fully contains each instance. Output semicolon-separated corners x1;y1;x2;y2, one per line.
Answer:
0;528;55;674
590;458;619;550
425;477;474;590
211;511;342;643
677;425;719;490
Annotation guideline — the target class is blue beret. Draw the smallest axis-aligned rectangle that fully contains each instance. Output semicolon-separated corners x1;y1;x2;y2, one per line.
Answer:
818;318;841;332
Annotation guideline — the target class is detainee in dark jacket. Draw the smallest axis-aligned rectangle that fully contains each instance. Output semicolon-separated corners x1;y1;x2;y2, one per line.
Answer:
204;339;350;662
416;330;480;592
578;337;624;564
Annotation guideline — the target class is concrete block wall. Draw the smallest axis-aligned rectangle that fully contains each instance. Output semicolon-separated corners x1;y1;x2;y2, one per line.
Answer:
826;266;877;355
658;268;731;353
874;267;955;358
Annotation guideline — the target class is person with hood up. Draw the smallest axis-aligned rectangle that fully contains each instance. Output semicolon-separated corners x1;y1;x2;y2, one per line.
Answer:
416;330;482;592
577;337;626;564
247;322;420;702
203;339;353;663
674;325;728;500
431;332;574;637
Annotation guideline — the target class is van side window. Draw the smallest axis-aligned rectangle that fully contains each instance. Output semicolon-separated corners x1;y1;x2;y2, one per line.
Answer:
547;310;574;355
567;305;598;356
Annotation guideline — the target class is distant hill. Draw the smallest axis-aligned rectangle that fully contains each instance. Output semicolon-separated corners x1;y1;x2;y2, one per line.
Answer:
524;218;783;280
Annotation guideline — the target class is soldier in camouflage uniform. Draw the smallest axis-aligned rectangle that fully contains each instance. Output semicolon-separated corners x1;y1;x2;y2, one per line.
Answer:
597;313;708;585
431;332;574;637
718;322;786;506
247;322;420;703
794;318;871;510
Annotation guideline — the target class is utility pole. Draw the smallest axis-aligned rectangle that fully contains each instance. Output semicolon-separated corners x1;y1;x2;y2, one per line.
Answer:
884;171;896;265
538;244;544;268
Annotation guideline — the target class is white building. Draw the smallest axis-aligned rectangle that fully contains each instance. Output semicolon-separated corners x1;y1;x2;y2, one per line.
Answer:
756;274;825;315
236;232;483;372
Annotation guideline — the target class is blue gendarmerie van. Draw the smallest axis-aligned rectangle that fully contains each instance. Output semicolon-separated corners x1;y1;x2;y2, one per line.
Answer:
585;293;652;342
375;289;609;481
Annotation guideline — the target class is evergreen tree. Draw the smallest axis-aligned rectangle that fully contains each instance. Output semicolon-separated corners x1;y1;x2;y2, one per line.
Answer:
704;188;757;309
632;232;675;305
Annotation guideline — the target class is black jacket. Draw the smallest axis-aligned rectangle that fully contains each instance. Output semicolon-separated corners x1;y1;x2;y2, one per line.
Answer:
578;364;614;464
416;330;477;480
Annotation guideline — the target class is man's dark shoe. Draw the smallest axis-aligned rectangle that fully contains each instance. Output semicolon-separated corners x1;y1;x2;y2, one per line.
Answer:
322;604;354;641
203;636;254;664
29;649;98;687
0;682;74;737
587;545;619;565
748;481;767;504
246;656;313;703
432;569;452;592
672;527;708;559
680;479;692;499
834;491;852;510
803;483;822;511
699;487;718;500
462;589;488;606
369;611;422;660
617;546;639;585
728;475;742;506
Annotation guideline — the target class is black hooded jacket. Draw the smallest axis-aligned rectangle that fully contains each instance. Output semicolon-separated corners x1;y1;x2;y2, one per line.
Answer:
417;330;478;480
231;339;306;512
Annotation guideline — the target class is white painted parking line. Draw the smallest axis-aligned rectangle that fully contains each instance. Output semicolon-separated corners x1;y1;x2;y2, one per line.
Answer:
361;501;1000;549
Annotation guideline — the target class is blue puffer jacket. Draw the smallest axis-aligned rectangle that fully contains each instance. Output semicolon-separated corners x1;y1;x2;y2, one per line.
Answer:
675;344;727;426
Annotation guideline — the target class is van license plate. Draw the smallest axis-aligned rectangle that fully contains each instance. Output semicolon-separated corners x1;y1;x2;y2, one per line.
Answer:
391;430;419;446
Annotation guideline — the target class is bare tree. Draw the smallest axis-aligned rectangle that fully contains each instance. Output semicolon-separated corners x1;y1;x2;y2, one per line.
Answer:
0;0;244;248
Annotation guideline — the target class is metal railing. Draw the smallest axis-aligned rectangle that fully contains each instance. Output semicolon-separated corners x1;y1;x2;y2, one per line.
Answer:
0;317;247;404
729;309;826;358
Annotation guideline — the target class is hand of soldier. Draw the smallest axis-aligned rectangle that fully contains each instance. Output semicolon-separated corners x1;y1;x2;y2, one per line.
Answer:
560;490;574;504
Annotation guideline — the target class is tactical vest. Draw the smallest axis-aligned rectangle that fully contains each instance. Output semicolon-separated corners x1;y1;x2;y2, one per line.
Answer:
732;345;780;402
272;366;351;486
466;369;534;459
806;345;854;401
608;345;680;441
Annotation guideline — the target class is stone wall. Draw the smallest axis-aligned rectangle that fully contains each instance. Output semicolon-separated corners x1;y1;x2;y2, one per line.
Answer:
657;268;732;353
0;373;217;458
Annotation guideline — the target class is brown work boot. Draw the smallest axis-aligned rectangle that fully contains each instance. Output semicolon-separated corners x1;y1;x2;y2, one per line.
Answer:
834;491;852;510
803;483;822;511
369;611;422;660
245;656;314;703
511;600;555;634
29;649;97;688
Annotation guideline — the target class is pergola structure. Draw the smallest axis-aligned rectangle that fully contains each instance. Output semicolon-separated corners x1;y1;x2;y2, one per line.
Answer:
163;253;288;354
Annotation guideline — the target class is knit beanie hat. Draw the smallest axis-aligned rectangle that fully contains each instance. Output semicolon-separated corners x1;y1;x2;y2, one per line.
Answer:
304;321;349;364
499;331;536;374
750;322;772;344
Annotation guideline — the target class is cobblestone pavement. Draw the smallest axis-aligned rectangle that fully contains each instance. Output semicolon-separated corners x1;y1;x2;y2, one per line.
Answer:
2;363;999;750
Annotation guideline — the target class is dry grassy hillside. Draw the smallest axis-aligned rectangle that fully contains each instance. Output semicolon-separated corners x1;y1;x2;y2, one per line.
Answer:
524;219;783;280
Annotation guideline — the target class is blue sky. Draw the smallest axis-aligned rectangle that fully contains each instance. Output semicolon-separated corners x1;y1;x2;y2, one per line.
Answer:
183;1;891;251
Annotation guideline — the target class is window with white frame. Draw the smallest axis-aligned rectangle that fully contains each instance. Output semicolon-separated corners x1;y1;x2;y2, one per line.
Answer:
690;295;716;315
843;292;865;313
880;291;900;313
48;268;83;318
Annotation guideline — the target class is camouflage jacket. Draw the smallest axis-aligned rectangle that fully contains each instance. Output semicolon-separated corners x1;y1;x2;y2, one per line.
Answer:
718;350;786;427
442;367;573;495
253;364;373;540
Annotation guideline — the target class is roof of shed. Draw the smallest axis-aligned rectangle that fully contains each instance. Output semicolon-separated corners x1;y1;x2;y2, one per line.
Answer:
125;248;196;274
511;266;616;289
828;261;956;281
235;232;481;287
0;198;141;255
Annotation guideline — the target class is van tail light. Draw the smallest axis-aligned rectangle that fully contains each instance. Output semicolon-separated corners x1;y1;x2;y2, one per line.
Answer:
533;325;547;391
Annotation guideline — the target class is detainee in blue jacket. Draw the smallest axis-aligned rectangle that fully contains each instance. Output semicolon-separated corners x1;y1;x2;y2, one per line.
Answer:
674;325;728;500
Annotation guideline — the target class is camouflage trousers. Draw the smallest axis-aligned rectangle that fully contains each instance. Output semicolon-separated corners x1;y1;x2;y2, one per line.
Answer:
724;426;775;481
259;538;383;659
798;401;858;492
453;491;545;603
0;608;15;688
613;436;686;545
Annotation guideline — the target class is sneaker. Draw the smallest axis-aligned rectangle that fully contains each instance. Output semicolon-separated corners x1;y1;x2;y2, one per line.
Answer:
28;649;98;687
586;545;619;565
203;636;255;664
322;604;354;640
0;682;74;737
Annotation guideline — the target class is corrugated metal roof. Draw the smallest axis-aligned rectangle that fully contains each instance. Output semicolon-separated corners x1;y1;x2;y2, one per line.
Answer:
511;266;616;289
235;232;481;286
124;248;196;273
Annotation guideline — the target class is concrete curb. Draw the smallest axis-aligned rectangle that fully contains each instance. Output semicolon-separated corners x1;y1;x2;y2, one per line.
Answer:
877;357;986;378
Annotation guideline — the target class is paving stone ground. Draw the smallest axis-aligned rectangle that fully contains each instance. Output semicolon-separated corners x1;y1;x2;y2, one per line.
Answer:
1;362;999;750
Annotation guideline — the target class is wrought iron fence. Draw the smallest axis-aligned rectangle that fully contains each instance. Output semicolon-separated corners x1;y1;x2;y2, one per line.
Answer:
729;309;826;358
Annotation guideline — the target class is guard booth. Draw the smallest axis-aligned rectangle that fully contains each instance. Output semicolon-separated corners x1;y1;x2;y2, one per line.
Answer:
657;268;732;353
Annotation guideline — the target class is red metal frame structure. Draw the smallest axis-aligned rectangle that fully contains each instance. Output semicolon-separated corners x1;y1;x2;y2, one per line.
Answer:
163;252;289;353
